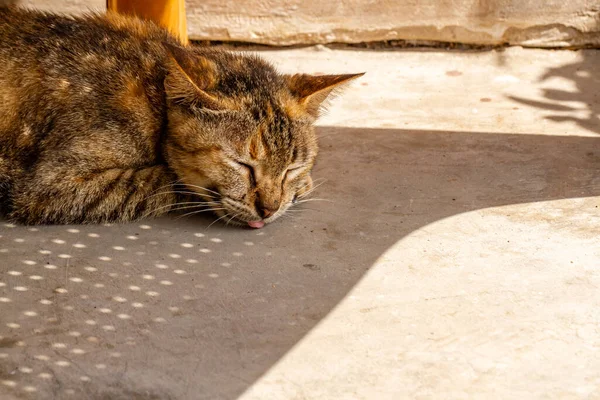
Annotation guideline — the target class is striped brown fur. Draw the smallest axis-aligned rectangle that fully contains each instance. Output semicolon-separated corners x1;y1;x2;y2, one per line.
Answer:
0;7;362;226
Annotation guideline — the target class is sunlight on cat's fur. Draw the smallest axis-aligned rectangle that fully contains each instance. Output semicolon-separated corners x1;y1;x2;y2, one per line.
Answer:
0;7;363;227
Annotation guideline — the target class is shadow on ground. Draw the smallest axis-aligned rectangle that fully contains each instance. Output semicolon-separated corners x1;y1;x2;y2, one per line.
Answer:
508;51;600;135
0;126;599;399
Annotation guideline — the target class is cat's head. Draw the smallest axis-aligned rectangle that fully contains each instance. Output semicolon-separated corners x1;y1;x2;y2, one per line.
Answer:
163;44;363;228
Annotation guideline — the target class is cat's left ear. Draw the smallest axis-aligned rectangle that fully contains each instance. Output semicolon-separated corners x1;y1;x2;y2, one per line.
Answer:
285;73;365;118
163;42;225;111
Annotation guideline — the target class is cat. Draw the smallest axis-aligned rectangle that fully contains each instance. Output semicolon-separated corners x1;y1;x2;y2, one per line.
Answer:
0;7;362;227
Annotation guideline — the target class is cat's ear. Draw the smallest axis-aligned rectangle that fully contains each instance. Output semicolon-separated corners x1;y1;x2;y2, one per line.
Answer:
285;73;365;118
163;43;225;111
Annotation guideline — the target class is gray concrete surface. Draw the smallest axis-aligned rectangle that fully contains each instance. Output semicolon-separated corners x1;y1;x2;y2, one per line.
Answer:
1;47;600;399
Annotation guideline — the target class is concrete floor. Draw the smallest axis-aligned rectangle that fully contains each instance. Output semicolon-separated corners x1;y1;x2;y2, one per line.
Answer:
1;46;599;399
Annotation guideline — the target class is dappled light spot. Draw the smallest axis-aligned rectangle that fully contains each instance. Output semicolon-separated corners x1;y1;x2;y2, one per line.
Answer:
0;297;12;303
113;246;125;251
110;352;121;358
95;364;106;369
0;282;5;287
52;239;65;244
168;307;179;313
68;331;81;337
180;243;193;248
208;273;219;279
55;360;70;367
0;354;6;359
39;250;51;255
108;273;119;278
173;270;186;274
3;223;16;228
153;317;166;323
73;243;87;248
84;267;97;272
185;259;198;264
182;295;193;300
86;336;99;343
38;373;52;379
14;238;25;243
87;233;99;238
93;283;105;288
44;264;58;270
98;256;111;261
139;225;151;230
20;367;33;373
232;252;243;257
6;323;20;328
244;241;254;246
71;349;85;355
8;270;22;276
126;235;138;240
84;320;96;326
102;325;115;331
29;275;43;280
149;241;158;245
40;299;52;305
14;286;28;292
168;253;181;258
113;296;127;302
122;261;132;266
67;229;80;233
0;249;8;253
80;295;89;299
221;262;231;267
1;380;17;387
69;277;83;283
117;313;131;320
135;251;146;256
129;285;141;291
99;308;112;313
199;248;211;253
146;291;160;296
210;238;222;243
22;260;36;265
159;280;173;286
23;311;38;317
80;376;91;382
63;306;74;311
46;317;58;323
131;302;144;308
23;385;37;392
194;232;205;238
51;343;66;349
142;275;155;280
34;355;50;361
54;288;68;294
58;254;72;259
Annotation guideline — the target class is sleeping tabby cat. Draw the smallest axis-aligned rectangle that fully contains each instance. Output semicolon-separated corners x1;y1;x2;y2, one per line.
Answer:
0;7;362;227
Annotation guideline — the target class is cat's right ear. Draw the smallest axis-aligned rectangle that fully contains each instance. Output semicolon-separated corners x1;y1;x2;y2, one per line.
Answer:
163;43;224;111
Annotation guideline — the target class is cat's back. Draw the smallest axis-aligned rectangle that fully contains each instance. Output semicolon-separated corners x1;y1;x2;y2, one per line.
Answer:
0;7;179;201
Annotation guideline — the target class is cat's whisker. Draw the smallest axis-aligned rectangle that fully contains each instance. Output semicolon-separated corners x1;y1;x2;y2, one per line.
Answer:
142;201;221;219
296;198;333;204
206;212;232;229
144;190;219;202
178;183;220;197
177;207;227;220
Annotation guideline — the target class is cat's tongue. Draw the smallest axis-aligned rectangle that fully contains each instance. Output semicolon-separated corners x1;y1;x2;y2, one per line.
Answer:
248;220;265;229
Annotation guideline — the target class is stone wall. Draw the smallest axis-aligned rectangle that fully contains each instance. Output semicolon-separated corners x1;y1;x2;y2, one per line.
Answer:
4;0;600;47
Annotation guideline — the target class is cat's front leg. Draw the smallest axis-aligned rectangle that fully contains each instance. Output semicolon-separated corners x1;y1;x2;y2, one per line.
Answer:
9;164;183;224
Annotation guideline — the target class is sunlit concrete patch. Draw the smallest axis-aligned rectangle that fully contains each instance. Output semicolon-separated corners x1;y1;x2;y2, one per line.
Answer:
240;198;600;400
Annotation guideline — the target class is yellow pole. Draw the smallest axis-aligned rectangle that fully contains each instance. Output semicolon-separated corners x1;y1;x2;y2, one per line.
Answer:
107;0;189;44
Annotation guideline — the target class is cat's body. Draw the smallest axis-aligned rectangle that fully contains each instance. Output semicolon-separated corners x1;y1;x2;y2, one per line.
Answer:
0;7;361;226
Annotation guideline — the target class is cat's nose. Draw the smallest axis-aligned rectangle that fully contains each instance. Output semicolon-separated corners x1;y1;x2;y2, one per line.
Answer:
257;199;280;219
